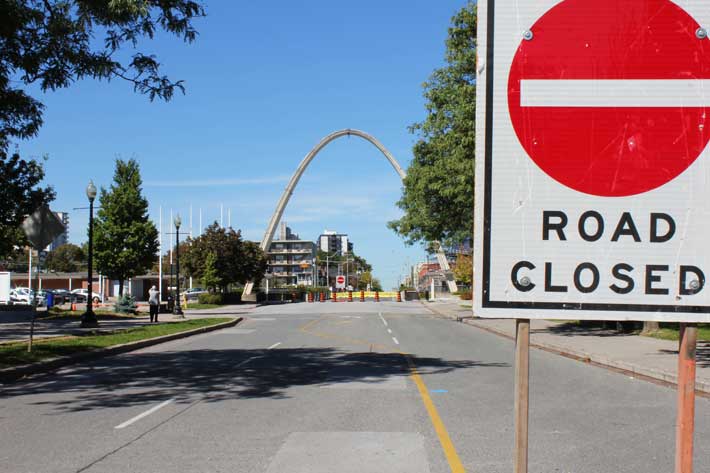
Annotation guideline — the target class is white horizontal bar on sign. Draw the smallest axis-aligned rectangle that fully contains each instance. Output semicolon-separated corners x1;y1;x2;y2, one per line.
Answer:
520;79;710;107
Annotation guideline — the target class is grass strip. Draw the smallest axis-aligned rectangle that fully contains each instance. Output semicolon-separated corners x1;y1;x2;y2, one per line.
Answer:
643;324;710;342
0;318;232;369
183;303;223;310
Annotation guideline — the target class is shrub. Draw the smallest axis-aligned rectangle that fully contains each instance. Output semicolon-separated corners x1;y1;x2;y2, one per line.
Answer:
198;293;224;305
459;290;472;300
114;294;138;314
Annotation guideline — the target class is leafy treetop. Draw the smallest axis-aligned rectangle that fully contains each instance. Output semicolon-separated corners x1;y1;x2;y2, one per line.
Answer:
0;0;205;149
388;3;476;246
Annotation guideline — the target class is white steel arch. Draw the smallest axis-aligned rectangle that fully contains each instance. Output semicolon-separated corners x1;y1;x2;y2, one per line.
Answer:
243;129;456;296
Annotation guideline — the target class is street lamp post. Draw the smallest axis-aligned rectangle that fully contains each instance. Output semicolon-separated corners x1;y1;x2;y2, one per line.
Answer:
81;181;99;328
173;214;185;317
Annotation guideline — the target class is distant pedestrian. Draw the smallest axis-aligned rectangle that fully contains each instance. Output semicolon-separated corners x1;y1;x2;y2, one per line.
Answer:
148;285;160;323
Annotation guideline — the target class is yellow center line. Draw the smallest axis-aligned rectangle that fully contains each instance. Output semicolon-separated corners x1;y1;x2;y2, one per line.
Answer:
297;315;467;473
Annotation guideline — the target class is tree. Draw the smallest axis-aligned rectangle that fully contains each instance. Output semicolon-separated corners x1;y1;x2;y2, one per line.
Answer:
0;0;205;150
388;3;476;246
201;251;220;293
46;243;86;272
94;158;159;296
357;271;382;292
182;223;266;292
453;253;472;286
0;151;55;258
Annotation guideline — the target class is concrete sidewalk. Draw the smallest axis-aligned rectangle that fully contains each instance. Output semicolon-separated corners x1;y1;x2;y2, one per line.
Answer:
0;304;257;343
423;300;710;394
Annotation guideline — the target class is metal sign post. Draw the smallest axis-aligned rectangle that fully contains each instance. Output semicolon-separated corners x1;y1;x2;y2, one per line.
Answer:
475;0;710;471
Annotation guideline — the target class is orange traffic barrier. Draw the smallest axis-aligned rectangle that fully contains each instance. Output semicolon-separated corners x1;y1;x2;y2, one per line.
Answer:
320;292;325;302
71;303;76;311
360;290;365;302
308;292;314;303
374;291;380;302
396;291;402;302
347;291;353;302
332;292;337;302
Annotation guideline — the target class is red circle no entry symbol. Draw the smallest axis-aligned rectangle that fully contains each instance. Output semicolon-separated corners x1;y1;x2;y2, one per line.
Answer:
508;0;710;197
336;276;345;284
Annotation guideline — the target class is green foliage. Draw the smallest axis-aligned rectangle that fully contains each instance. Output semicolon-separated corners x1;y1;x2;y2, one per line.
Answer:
357;271;383;291
453;253;472;285
94;159;159;295
198;292;223;305
201;252;220;292
46;243;86;273
389;3;476;245
182;223;267;292
114;294;138;314
0;152;55;259
459;290;472;301
0;0;205;150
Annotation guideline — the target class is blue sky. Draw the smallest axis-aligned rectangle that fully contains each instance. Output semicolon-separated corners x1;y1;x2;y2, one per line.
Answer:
19;0;469;289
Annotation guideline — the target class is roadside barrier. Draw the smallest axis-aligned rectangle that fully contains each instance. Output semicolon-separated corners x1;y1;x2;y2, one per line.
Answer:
320;292;325;302
347;291;353;302
307;292;314;303
332;292;337;302
360;290;365;302
396;291;402;302
374;291;380;302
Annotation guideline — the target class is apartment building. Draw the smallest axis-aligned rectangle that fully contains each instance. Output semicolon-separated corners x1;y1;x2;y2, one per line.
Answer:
266;223;316;287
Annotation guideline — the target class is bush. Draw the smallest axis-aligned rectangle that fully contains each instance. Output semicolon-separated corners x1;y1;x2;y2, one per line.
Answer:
198;293;224;305
114;294;138;314
459;290;472;300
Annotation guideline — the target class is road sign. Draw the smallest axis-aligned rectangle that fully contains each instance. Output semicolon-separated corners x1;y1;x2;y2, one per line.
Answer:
336;275;346;289
22;206;66;250
474;0;710;322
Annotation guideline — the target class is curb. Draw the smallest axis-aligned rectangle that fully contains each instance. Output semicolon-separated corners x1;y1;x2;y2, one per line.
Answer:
0;317;242;384
420;302;710;396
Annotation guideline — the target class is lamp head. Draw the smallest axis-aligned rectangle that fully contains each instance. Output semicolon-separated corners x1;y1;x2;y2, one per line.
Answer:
174;214;182;229
86;180;97;201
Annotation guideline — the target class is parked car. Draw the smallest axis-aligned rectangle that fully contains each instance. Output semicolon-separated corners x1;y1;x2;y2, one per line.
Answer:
10;287;46;306
181;287;208;301
49;289;73;305
71;288;103;304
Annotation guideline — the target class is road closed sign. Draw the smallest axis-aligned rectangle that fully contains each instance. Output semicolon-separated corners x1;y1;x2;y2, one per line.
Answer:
336;275;346;289
474;0;710;321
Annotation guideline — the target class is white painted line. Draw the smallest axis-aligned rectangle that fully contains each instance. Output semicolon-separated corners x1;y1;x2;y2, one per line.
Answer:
392;337;399;345
114;399;174;429
521;79;710;107
378;312;388;327
268;342;282;349
235;356;260;368
387;329;392;334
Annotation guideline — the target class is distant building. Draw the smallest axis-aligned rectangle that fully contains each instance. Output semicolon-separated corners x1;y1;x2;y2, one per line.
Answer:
266;223;316;287
318;229;353;256
48;212;69;251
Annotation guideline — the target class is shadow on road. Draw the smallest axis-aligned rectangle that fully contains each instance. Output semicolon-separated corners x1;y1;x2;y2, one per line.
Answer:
0;348;507;412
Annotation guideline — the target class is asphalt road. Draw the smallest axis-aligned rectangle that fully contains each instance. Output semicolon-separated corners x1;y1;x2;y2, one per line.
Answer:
1;301;708;472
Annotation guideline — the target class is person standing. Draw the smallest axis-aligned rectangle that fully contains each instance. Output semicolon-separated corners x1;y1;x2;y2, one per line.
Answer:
148;285;160;323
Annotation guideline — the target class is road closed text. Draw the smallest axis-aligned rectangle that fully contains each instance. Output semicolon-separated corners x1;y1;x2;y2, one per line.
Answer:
510;211;705;296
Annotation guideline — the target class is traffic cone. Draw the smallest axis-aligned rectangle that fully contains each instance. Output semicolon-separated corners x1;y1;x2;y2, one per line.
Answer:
396;291;402;302
375;291;380;302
